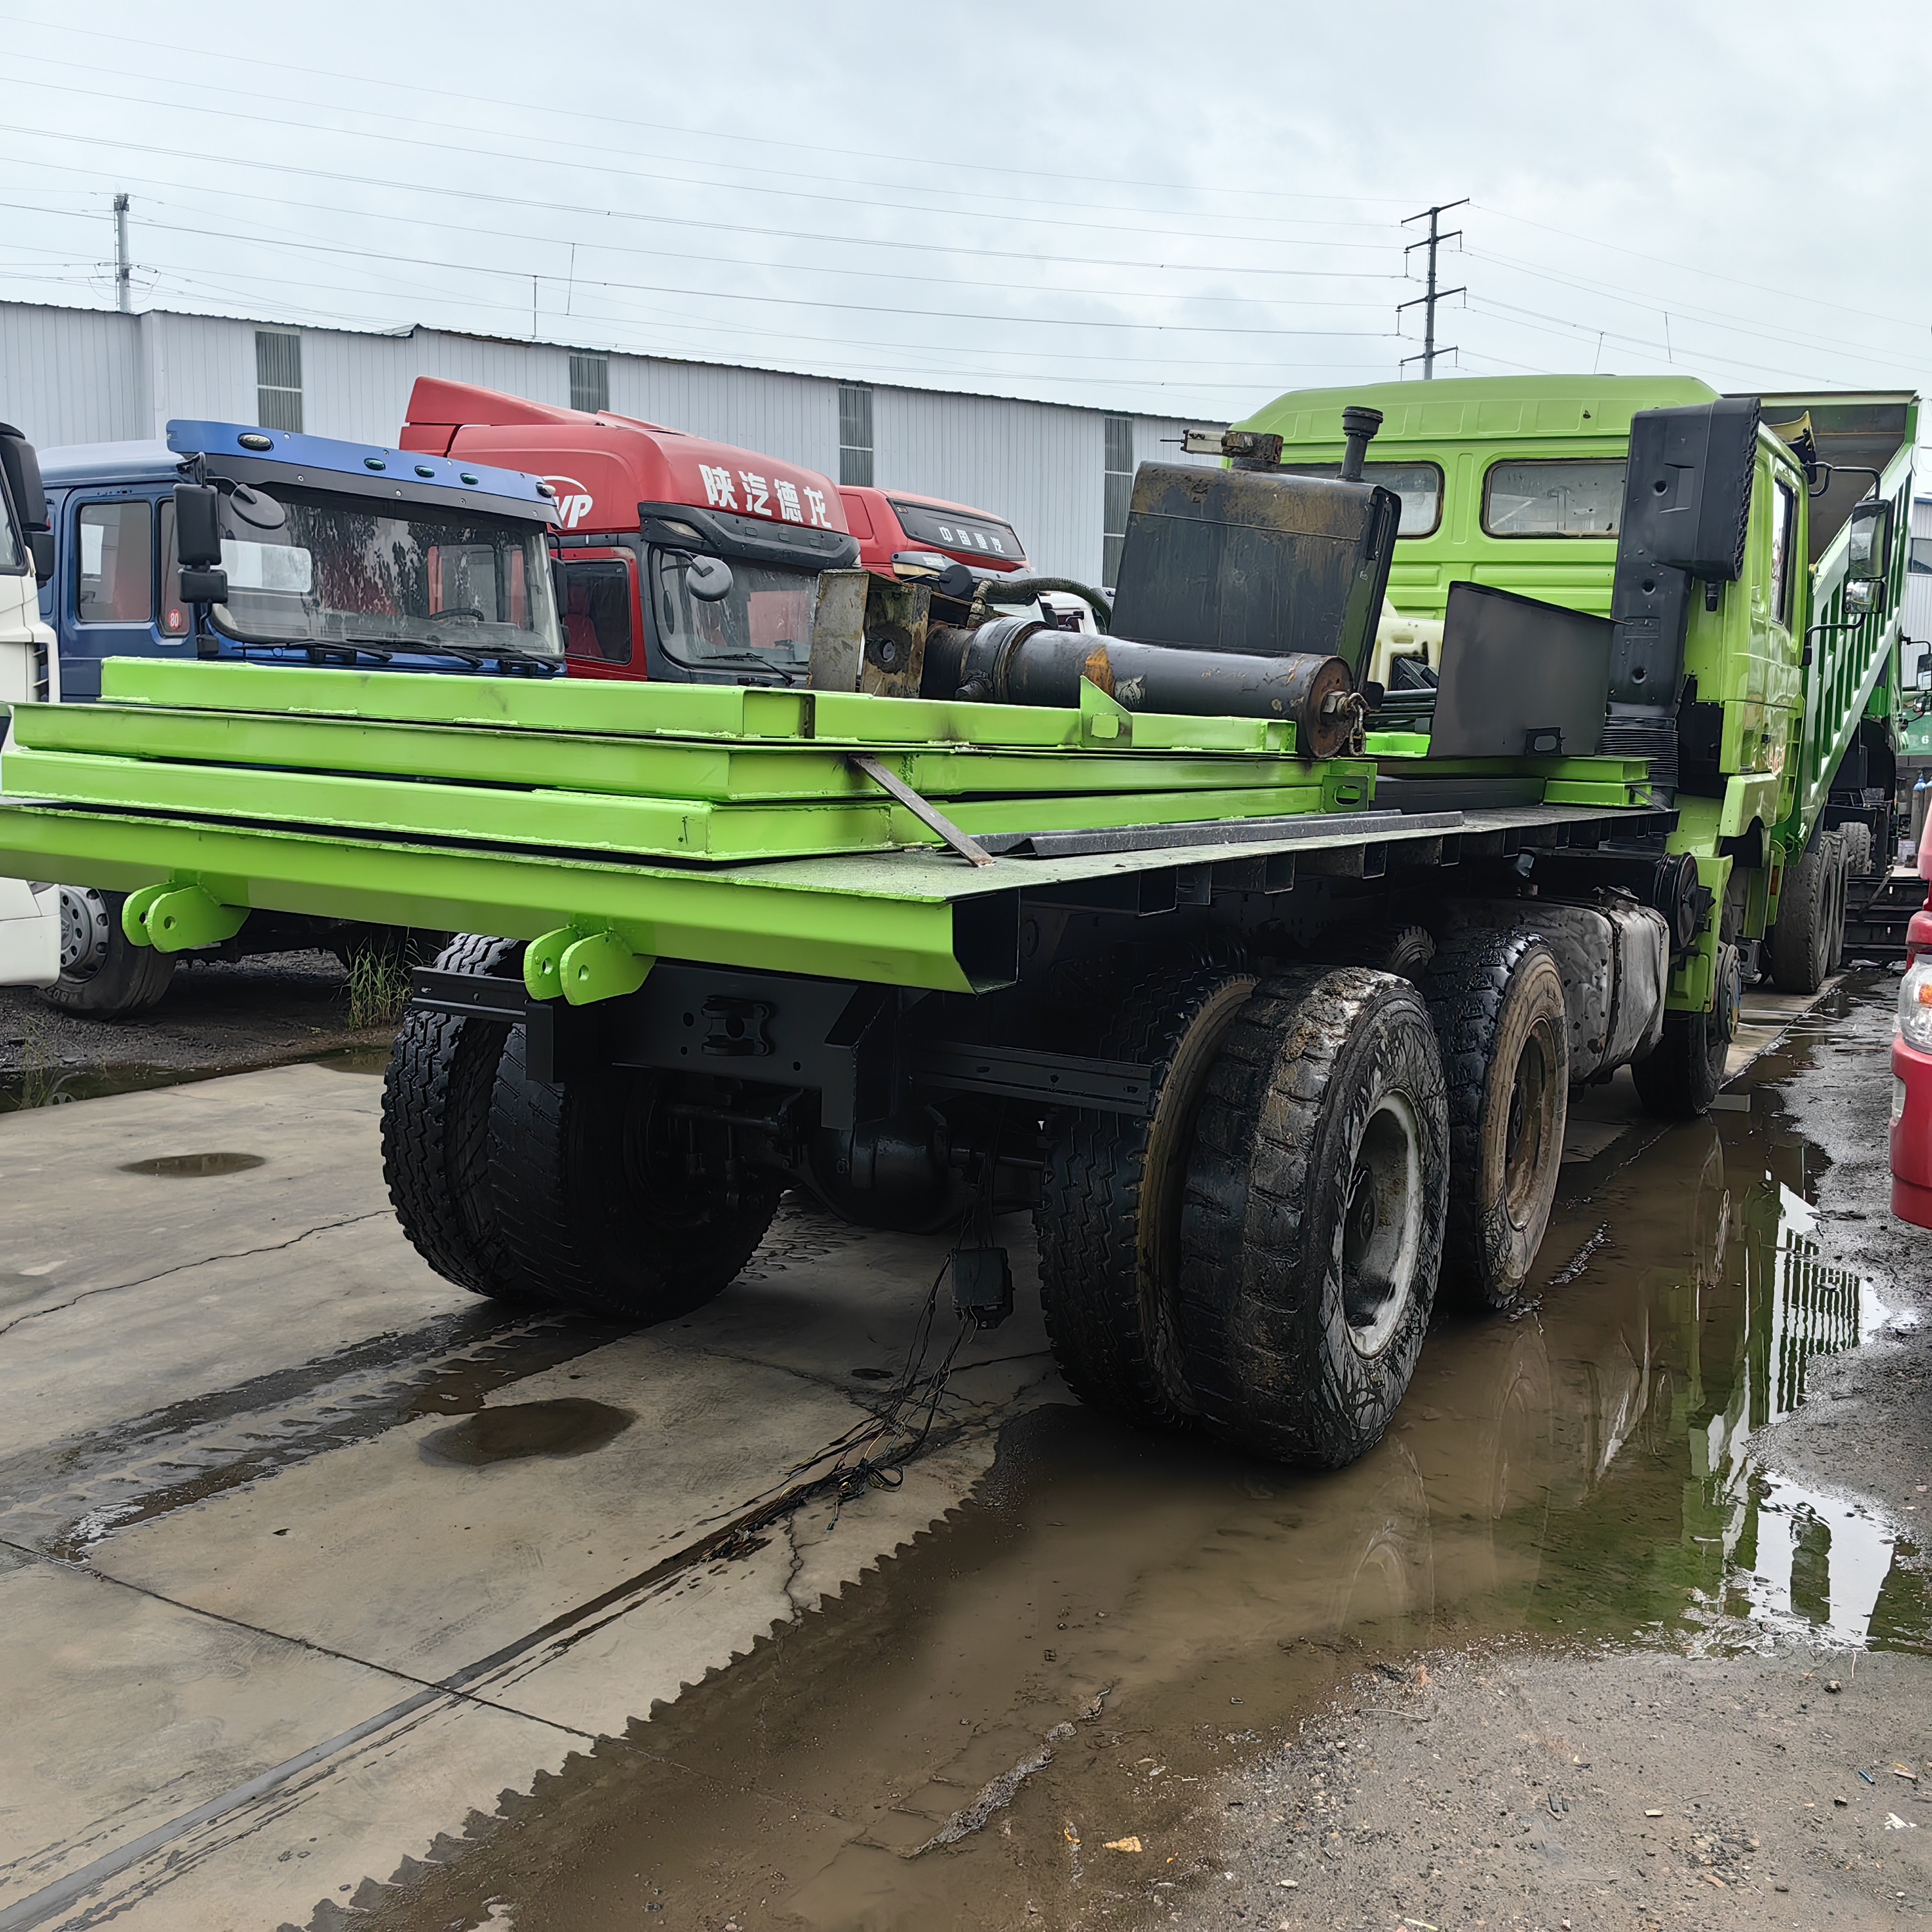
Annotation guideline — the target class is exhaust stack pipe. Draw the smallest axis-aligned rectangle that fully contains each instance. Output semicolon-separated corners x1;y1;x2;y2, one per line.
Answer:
1339;406;1385;482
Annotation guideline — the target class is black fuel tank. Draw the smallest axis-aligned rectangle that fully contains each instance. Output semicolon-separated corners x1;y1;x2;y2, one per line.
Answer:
1106;462;1399;679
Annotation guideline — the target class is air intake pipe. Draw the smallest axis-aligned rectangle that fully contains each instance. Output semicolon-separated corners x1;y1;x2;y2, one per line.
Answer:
922;617;1363;759
1339;406;1385;482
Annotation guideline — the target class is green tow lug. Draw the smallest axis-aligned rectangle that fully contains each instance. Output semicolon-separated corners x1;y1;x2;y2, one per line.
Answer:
524;925;654;1006
122;879;247;952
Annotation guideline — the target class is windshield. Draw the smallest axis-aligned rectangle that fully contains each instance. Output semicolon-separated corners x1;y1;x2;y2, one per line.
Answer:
650;547;815;674
205;481;562;660
1280;462;1443;538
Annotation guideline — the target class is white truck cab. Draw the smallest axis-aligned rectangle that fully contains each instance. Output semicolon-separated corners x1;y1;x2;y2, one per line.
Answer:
0;422;64;987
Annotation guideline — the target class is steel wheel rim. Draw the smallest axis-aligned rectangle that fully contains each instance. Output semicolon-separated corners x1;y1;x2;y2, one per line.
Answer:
56;886;111;980
1502;1020;1559;1226
1341;1091;1424;1358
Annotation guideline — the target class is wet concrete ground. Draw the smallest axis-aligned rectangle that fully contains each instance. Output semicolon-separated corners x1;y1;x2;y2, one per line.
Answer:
0;976;1920;1932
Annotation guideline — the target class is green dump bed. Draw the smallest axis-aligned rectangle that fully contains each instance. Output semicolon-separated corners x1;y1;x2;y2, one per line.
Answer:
0;660;1664;996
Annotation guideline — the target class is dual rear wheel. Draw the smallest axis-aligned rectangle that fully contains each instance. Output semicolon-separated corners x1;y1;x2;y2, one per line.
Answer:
382;936;777;1323
1038;933;1571;1468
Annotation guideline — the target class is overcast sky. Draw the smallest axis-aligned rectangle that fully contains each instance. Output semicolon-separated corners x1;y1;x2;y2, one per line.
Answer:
4;1;1927;433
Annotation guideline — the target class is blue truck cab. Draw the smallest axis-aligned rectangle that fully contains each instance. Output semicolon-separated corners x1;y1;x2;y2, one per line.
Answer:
39;420;564;700
19;421;563;1017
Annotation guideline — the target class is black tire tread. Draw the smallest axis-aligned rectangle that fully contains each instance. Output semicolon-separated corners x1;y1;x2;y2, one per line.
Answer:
380;933;535;1300
1178;966;1448;1468
1770;838;1831;993
1035;957;1256;1427
1422;927;1569;1311
488;1027;779;1322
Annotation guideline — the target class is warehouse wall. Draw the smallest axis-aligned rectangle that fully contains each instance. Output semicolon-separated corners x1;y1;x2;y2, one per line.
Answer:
0;301;1220;581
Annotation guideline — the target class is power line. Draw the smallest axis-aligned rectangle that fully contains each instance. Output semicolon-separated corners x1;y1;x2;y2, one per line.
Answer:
0;75;1406;256
0;15;1415;215
0;127;1404;285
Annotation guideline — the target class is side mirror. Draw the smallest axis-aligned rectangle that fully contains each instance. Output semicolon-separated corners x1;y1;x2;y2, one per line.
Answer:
173;482;225;568
933;562;977;603
685;555;733;603
0;426;47;533
1848;498;1893;583
179;566;229;604
28;530;52;585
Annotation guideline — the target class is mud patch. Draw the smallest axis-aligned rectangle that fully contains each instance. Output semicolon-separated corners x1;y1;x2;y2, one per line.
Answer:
419;1397;635;1467
118;1150;268;1178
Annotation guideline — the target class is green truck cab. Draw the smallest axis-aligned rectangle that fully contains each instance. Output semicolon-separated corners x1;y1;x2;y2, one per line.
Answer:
1240;374;1917;1028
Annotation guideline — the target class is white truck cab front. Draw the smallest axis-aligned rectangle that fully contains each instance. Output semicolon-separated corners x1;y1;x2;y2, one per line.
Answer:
0;422;64;986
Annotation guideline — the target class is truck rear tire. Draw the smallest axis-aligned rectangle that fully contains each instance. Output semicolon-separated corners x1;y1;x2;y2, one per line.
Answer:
1632;943;1739;1119
1036;958;1258;1428
1178;967;1448;1469
1841;821;1874;879
1424;930;1568;1311
381;934;542;1303
1824;833;1848;973
1770;838;1832;993
488;1027;780;1323
39;886;177;1018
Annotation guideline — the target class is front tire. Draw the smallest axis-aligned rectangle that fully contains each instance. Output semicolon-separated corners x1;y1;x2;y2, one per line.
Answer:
1178;967;1449;1469
1632;943;1739;1119
39;886;176;1018
1770;837;1832;993
1424;930;1569;1311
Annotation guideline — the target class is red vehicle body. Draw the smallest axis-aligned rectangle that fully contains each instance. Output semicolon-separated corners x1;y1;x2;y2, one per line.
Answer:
399;382;1041;684
1890;842;1932;1227
401;379;859;687
837;485;1027;577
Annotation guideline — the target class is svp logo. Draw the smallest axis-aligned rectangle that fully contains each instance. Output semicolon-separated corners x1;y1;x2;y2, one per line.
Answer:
543;475;595;530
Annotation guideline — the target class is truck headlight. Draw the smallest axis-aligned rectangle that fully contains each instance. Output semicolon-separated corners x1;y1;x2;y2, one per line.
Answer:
1899;958;1932;1052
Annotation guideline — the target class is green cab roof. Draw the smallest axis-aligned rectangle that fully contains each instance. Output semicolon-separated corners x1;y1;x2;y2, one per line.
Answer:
1237;373;1721;447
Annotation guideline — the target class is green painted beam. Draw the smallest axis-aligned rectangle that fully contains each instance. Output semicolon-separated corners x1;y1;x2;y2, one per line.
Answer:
12;701;1331;806
0;802;992;991
4;743;1358;863
97;659;1303;756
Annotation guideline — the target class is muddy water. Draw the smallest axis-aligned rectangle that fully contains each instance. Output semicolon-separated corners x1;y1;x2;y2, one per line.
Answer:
375;999;1927;1932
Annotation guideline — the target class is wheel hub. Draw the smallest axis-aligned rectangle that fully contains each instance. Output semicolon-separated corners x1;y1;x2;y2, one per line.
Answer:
56;886;111;980
1341;1092;1425;1358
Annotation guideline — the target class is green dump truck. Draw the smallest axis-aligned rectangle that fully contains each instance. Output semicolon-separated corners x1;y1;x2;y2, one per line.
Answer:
1238;374;1917;995
0;425;1812;1466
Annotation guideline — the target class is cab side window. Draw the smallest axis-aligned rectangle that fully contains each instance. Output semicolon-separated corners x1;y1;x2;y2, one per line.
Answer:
564;559;633;663
1768;478;1798;630
156;498;187;635
77;501;155;624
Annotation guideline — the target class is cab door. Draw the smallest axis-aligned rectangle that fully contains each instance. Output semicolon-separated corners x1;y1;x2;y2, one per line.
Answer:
560;547;646;683
63;491;193;700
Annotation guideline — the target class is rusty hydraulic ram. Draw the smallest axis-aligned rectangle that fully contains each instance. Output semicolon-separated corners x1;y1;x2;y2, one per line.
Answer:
922;616;1363;759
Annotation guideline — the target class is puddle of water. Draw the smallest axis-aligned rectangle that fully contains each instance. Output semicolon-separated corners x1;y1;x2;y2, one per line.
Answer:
419;1397;635;1467
117;1150;268;1178
375;983;1926;1932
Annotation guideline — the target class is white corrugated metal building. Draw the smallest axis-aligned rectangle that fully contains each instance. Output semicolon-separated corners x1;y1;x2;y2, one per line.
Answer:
0;301;1221;584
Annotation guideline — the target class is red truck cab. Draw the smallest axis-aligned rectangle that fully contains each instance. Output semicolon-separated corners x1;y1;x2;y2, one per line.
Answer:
837;485;1027;577
1891;840;1932;1226
401;379;859;686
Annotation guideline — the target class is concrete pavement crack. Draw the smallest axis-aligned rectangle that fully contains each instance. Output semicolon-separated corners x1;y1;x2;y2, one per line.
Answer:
0;1533;599;1742
0;1210;391;1338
